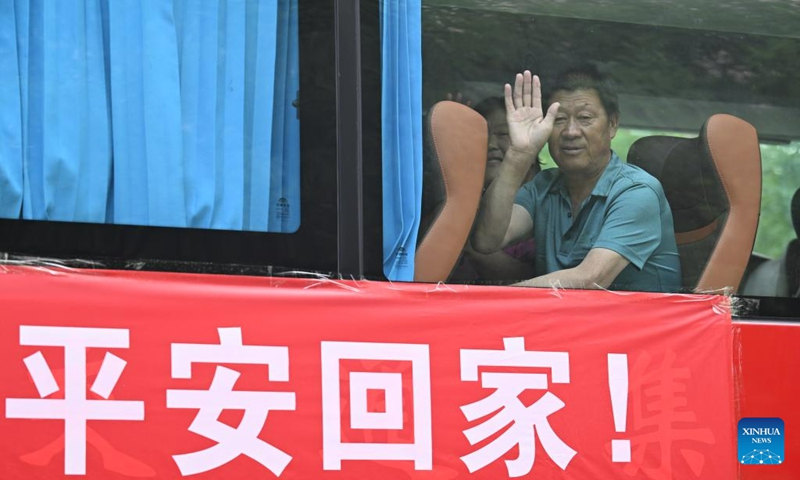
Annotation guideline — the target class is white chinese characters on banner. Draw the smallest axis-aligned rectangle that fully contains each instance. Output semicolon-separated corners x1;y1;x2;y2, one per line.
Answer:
320;341;432;470
4;329;594;477
166;327;296;476
5;326;145;475
460;337;577;477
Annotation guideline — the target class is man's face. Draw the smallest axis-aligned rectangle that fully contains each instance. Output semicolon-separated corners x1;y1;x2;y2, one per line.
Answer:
484;109;511;187
547;88;618;179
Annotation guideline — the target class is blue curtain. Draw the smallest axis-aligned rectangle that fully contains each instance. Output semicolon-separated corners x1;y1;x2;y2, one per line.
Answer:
0;1;24;219
0;0;300;232
382;0;422;281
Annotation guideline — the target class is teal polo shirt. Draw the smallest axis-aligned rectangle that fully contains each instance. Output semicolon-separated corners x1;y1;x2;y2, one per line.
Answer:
514;152;681;292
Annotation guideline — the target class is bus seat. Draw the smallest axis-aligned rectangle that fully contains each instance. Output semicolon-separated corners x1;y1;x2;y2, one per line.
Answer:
627;114;762;293
741;188;800;297
415;101;487;282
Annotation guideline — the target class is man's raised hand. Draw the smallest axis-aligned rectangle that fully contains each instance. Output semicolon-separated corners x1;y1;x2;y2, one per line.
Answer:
504;71;560;159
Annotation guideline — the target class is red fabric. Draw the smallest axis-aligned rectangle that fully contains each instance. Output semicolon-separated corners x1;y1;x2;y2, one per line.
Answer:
0;267;735;479
735;321;800;480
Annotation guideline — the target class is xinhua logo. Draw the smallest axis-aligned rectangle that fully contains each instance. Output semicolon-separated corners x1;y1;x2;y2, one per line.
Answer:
738;418;784;465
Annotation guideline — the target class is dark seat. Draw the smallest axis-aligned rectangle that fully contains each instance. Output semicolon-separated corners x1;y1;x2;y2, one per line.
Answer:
414;101;487;282
741;188;800;297
628;114;762;293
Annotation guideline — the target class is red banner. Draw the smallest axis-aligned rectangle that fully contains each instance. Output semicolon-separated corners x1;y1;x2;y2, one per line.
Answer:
0;268;734;479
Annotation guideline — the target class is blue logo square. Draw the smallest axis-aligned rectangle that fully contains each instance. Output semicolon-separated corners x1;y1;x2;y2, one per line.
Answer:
738;417;784;465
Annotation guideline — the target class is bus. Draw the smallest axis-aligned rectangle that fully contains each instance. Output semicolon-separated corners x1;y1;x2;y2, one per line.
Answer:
0;0;797;478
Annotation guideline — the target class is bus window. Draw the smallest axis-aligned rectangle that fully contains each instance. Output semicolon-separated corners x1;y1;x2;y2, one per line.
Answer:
754;142;800;260
0;1;339;273
2;1;298;232
374;0;800;295
740;141;800;297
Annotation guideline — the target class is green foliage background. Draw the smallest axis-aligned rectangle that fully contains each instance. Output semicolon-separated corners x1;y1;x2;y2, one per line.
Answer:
753;141;800;257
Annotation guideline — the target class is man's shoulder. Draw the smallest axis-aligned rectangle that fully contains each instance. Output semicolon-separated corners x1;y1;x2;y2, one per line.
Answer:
611;162;666;198
515;168;561;212
529;167;560;190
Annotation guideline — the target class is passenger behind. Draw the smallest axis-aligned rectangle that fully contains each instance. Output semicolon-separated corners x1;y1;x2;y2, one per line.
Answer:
471;65;681;292
741;188;800;297
450;97;539;283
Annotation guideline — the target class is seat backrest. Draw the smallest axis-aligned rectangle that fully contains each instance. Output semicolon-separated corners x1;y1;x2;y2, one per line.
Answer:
628;114;762;293
782;188;800;297
415;101;487;282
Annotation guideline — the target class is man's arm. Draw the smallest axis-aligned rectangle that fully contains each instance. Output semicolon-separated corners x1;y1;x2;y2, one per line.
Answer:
471;157;535;253
513;248;630;289
471;71;559;254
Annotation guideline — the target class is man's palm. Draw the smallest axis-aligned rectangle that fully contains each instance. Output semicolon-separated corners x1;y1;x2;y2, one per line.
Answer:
508;106;549;153
504;71;559;155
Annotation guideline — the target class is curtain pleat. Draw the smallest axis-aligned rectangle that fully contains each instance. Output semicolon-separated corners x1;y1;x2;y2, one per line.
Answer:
0;0;24;218
16;1;111;222
269;0;300;233
243;0;277;231
382;0;423;281
107;0;186;227
75;0;112;222
212;0;247;230
176;0;217;228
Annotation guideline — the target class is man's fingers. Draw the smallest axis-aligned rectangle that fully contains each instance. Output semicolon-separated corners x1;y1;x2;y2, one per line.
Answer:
523;70;532;107
504;84;515;113
533;75;543;111
542;102;561;127
513;73;523;109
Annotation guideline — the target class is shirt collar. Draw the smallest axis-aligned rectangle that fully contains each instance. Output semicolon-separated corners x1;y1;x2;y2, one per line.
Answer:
546;151;622;198
590;151;623;197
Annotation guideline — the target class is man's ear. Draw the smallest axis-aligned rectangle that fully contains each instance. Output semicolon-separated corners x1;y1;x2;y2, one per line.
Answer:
608;113;619;139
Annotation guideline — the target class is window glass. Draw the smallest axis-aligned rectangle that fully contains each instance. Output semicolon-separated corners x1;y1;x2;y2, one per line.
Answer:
755;142;800;259
0;1;339;273
407;0;800;296
0;0;300;233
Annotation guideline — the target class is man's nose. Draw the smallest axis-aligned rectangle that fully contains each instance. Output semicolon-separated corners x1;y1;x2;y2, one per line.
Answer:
561;118;580;137
488;133;498;148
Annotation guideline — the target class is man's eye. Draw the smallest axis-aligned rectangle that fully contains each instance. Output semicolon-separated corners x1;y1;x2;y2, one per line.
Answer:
554;117;566;124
